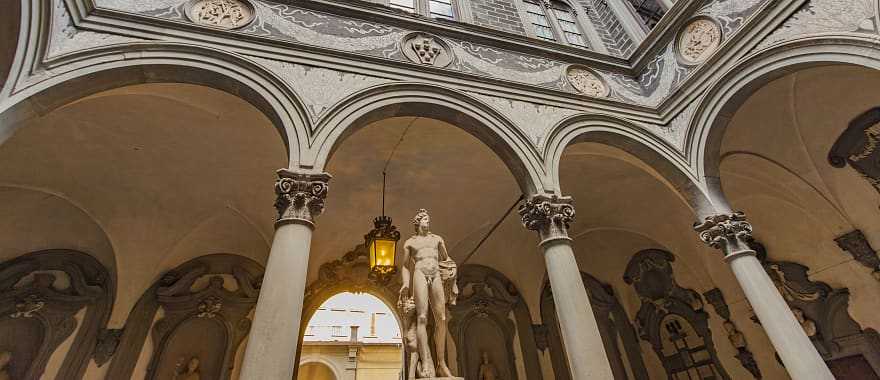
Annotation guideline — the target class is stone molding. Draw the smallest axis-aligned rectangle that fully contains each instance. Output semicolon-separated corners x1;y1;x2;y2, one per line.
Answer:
694;212;755;260
518;195;575;246
274;170;331;229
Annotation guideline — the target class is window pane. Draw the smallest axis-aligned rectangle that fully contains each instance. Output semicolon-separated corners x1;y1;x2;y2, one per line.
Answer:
389;0;416;12
429;0;454;19
525;1;555;41
553;7;585;47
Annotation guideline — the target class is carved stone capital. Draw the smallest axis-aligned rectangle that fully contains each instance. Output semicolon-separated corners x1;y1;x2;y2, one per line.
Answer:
518;195;574;246
694;212;755;260
274;170;331;229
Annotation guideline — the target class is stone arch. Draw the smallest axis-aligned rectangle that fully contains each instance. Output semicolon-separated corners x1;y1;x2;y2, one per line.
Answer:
299;355;344;380
689;35;880;209
0;42;307;166
309;83;546;194
300;244;403;337
545;114;715;218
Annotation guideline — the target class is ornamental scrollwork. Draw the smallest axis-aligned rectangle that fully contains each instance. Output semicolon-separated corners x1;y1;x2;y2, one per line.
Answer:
10;294;45;318
274;170;331;227
518;195;575;233
694;212;753;252
197;296;223;318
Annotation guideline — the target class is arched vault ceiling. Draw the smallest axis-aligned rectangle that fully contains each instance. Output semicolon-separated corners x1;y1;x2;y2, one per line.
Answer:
721;65;880;246
0;83;286;325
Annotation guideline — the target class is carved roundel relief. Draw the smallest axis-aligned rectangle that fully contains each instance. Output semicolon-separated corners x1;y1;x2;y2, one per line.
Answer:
401;32;453;68
186;0;256;30
565;66;609;98
676;17;722;65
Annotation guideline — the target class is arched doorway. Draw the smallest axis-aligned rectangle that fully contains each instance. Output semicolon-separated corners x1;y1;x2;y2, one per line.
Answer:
298;361;338;380
299;292;403;380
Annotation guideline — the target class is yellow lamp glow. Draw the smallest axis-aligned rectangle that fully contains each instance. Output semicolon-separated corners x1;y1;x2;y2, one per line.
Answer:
365;216;399;281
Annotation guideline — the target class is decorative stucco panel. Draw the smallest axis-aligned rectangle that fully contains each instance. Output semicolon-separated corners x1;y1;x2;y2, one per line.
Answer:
248;57;392;122
469;93;579;149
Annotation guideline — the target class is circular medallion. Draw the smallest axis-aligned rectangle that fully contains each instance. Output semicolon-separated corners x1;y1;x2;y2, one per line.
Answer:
677;17;722;65
187;0;256;30
566;66;609;98
401;32;453;68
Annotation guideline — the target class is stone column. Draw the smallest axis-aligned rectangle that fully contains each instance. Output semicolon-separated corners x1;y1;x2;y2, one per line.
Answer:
239;170;331;380
695;212;834;380
519;195;614;380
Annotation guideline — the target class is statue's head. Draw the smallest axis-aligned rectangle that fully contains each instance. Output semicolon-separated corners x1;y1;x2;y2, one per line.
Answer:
187;357;200;372
412;209;430;233
482;351;489;363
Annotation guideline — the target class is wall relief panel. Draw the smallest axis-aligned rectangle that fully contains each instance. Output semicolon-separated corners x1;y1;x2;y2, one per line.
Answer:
145;255;261;380
450;265;523;380
0;250;112;379
624;249;729;380
751;241;880;377
104;254;262;380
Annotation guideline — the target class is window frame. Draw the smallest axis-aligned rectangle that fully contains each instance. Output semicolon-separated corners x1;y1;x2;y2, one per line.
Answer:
376;0;461;21
517;0;595;50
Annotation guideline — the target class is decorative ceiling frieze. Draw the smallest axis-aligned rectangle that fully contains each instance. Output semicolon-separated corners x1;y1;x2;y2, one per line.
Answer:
756;0;879;51
469;93;579;149
248;56;392;123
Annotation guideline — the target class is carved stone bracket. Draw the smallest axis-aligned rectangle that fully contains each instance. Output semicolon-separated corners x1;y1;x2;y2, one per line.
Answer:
695;212;754;260
518;195;575;246
834;230;880;280
274;170;331;229
704;288;762;379
829;107;880;198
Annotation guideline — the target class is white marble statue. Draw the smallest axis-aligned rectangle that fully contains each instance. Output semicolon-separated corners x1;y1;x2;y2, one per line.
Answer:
398;209;459;379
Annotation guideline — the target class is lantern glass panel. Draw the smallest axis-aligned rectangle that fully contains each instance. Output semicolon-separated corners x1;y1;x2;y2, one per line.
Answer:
370;239;396;268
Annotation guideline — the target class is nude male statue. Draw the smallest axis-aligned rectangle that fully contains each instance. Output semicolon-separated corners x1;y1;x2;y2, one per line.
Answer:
400;209;457;378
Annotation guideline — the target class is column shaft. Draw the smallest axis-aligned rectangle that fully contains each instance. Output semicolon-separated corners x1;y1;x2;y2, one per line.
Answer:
728;254;833;379
520;195;614;380
696;212;833;380
240;223;313;379
239;170;330;380
543;240;615;380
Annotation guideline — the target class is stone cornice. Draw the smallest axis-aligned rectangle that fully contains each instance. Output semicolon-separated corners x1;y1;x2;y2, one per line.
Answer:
61;0;804;123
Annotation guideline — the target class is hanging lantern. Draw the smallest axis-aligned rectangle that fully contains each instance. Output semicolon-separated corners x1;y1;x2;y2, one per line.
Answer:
365;215;399;282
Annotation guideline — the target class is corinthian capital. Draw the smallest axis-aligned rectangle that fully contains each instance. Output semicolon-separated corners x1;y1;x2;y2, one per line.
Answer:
519;195;575;245
274;169;331;228
694;212;755;259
